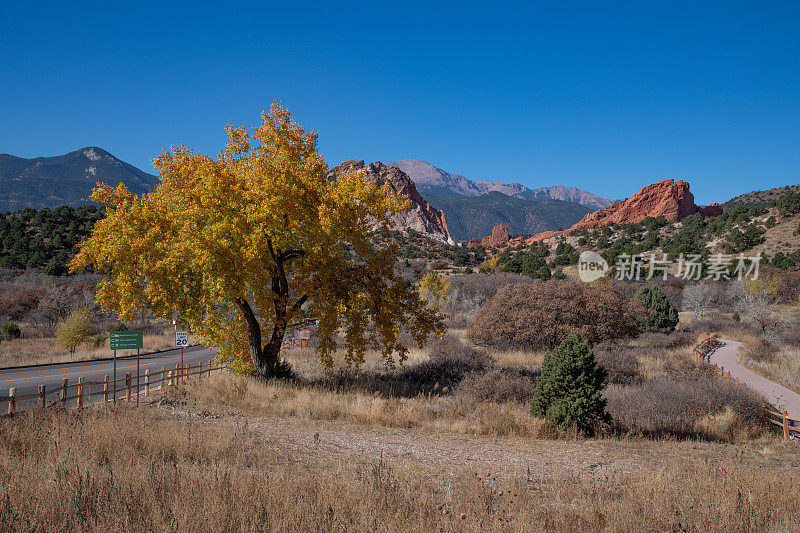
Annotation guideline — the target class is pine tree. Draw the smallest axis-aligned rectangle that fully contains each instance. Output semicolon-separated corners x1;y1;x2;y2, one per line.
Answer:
636;286;679;333
530;334;610;436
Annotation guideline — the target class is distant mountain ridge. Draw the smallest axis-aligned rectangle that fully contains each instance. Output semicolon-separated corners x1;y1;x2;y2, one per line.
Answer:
386;158;614;210
427;191;590;241
0;147;159;211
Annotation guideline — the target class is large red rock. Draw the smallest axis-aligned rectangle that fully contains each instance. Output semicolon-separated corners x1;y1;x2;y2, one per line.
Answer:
481;223;510;248
491;178;722;245
467;238;482;248
327;160;452;243
569;179;698;230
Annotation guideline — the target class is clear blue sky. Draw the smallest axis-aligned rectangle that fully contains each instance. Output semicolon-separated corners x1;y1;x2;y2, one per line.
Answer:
1;1;798;204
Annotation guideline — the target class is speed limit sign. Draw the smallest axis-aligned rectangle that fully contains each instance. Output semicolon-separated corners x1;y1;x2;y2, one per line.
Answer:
175;331;189;347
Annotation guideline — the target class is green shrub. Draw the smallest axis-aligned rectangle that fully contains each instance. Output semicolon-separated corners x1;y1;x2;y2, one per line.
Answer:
636;286;678;333
2;322;21;339
530;334;610;436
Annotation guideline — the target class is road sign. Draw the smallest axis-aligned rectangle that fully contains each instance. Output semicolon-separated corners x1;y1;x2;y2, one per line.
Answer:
175;331;189;347
297;330;311;340
110;330;143;350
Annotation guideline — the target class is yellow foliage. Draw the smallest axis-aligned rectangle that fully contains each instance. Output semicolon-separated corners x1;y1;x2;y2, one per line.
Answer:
418;273;451;309
55;308;92;356
744;275;780;299
71;103;443;375
478;256;499;273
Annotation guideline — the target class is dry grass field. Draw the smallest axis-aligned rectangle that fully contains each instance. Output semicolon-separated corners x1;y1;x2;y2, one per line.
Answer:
0;331;176;369
0;326;796;531
0;375;798;532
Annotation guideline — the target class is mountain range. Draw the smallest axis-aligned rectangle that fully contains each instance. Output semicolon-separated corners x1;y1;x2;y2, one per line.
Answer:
426;192;590;242
0;148;608;243
0;147;159;211
386;158;615;210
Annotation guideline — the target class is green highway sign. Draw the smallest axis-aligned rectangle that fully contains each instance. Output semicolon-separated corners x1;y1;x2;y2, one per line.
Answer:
110;330;143;350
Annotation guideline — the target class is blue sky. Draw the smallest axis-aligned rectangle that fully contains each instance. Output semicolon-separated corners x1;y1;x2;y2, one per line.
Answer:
1;1;798;204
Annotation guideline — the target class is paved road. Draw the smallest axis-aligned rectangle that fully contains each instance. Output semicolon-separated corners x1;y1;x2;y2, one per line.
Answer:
0;345;216;406
711;339;800;421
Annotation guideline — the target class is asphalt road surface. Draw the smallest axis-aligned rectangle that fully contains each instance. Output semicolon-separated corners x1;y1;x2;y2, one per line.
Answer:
0;345;217;407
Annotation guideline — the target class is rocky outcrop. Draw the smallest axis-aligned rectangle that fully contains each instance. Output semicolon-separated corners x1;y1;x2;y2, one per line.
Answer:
569;179;699;231
467;238;482;249
474;178;723;247
699;203;723;217
327;160;452;243
481;223;510;248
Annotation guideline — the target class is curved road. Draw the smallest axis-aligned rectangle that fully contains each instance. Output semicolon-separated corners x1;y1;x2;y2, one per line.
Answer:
711;339;800;420
0;345;216;406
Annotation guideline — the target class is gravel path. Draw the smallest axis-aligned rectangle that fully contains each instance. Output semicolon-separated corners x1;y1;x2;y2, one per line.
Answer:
712;340;800;420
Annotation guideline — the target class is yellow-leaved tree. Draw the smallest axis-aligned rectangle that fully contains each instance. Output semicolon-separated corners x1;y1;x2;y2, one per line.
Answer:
70;103;443;378
418;273;451;310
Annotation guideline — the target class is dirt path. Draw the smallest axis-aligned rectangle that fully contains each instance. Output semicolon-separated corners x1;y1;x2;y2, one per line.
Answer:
712;340;800;420
228;415;757;481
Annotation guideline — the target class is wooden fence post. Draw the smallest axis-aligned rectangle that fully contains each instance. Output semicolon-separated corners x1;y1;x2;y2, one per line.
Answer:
60;378;68;405
144;369;150;397
160;366;165;388
8;388;16;415
103;375;109;403
176;363;181;383
39;384;45;408
77;377;84;409
125;373;132;402
783;410;789;440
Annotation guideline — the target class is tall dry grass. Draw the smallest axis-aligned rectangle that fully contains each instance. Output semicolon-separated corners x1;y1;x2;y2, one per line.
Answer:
0;332;175;368
0;405;797;532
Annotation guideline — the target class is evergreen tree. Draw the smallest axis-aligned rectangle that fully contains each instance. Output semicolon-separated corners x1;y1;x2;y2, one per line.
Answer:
530;334;610;436
636;285;679;333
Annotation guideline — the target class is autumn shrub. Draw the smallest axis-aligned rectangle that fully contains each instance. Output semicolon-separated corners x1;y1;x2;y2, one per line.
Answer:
635;331;695;350
594;344;640;385
466;279;645;350
739;336;775;364
530;334;611;436
55;308;93;355
605;376;764;440
454;367;537;404
323;337;493;397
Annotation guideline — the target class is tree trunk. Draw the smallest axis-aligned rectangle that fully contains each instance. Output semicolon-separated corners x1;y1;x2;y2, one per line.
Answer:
233;240;307;379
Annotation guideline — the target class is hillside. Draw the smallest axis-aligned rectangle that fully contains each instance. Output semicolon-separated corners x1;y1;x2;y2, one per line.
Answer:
723;184;800;211
0;204;103;273
0;147;159;211
386;158;614;209
427;191;590;241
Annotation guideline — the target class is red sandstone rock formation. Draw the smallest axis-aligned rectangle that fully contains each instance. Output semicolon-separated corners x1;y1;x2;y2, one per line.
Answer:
477;178;722;247
569;179;700;231
467;238;482;248
327;160;452;243
481;223;510;248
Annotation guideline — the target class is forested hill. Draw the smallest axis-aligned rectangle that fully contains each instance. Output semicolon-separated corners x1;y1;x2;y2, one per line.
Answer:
0;205;103;274
0;147;159;211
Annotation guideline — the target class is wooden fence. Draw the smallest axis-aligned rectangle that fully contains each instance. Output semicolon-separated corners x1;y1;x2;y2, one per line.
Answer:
1;359;226;416
693;334;797;441
762;404;800;440
692;334;720;362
